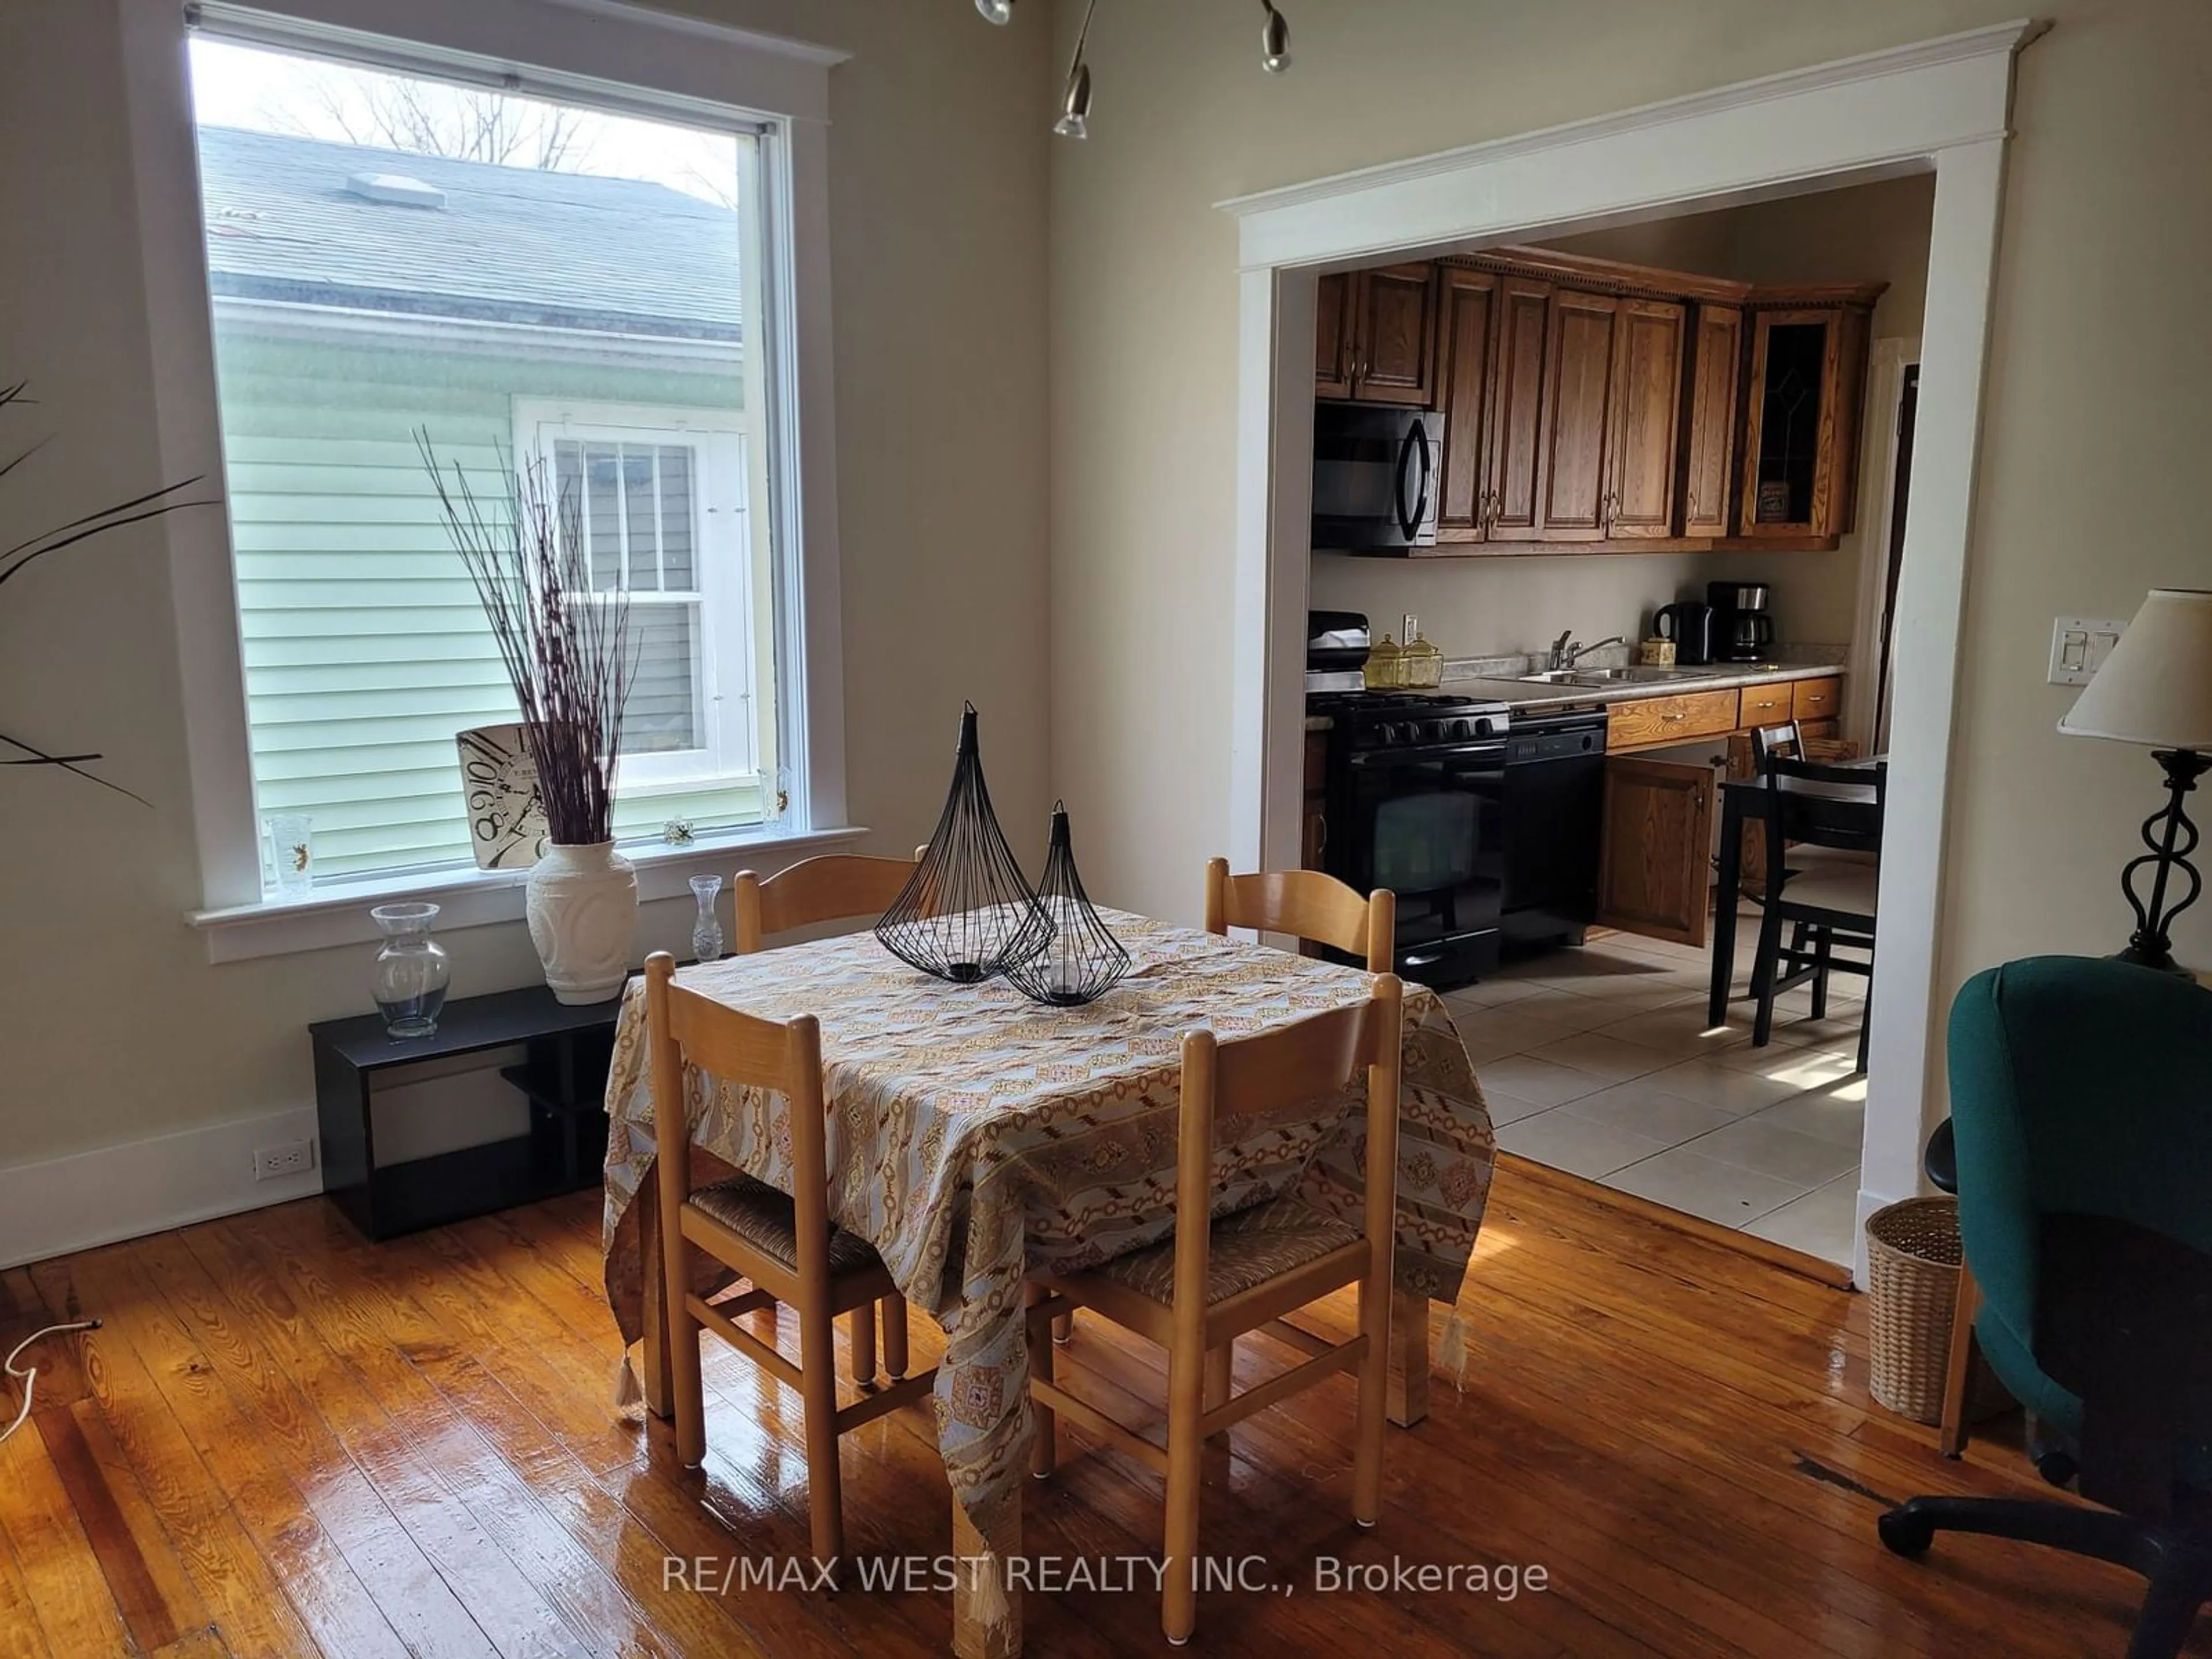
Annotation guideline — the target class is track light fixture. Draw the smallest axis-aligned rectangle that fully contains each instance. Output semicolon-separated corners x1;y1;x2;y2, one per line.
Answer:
983;0;1293;138
1260;1;1290;73
1054;0;1099;139
1054;56;1093;139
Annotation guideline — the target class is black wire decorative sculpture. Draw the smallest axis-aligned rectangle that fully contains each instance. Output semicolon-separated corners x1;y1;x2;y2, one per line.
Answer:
1005;801;1131;1007
876;703;1054;983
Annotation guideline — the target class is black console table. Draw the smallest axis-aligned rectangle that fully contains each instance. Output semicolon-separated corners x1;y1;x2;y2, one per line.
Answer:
310;984;623;1241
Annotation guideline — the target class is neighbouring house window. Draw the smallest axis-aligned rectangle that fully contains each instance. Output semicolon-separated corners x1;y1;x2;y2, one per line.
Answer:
521;408;758;788
561;437;710;754
186;33;782;883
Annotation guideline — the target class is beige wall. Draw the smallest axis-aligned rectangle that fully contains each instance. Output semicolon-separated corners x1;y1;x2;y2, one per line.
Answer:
1313;175;1936;670
0;0;1051;1167
7;0;2207;1196
1049;0;2212;1018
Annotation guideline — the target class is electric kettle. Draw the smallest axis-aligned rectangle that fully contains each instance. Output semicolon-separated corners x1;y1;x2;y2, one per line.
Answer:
1653;601;1715;666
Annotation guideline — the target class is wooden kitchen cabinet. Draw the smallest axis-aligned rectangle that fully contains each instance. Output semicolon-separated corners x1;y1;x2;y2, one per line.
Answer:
1604;298;1687;539
1736;681;1797;730
1738;293;1878;539
1315;271;1354;399
1596;756;1714;948
1535;289;1620;540
1595;677;1852;942
1315;263;1440;406
1434;267;1501;543
1605;688;1740;751
1679;303;1742;537
1792;675;1841;723
1301;731;1329;872
1483;276;1554;540
1325;248;1884;558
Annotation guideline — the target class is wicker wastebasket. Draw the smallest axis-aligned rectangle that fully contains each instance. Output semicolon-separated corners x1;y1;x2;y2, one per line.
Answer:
1864;1196;1964;1424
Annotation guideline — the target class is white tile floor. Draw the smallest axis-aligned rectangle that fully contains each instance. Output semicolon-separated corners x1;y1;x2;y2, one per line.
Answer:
1444;912;1868;1264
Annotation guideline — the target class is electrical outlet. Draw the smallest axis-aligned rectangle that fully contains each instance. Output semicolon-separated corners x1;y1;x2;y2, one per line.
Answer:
253;1139;316;1181
2048;616;2126;685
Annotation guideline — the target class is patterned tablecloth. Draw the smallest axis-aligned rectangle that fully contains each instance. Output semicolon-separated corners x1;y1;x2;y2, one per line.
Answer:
600;911;1494;1548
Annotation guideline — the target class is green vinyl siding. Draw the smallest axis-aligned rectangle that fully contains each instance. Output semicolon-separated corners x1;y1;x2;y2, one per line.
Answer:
213;317;763;879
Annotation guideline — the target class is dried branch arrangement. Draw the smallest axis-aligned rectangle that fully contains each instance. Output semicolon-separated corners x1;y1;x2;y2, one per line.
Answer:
1;380;215;805
421;434;633;847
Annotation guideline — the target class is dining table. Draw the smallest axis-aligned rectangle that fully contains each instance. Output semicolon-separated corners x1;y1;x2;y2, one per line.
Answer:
1708;756;1886;1027
599;908;1497;1658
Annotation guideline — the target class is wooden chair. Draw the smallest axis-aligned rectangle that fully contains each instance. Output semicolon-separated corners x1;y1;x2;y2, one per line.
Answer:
1751;757;1885;1070
733;848;926;1384
733;848;925;955
646;952;936;1573
1203;856;1395;972
1025;977;1404;1645
1198;858;1420;1421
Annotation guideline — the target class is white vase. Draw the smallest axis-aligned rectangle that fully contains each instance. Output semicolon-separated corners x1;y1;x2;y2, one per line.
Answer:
526;841;638;1005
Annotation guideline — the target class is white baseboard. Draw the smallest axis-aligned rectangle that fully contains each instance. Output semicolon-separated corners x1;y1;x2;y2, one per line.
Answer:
0;1106;322;1270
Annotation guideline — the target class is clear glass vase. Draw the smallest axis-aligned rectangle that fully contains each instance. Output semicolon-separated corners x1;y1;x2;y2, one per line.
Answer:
370;902;450;1039
690;873;725;964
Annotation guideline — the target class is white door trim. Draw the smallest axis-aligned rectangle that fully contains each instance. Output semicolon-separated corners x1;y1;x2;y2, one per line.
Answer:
1222;20;2045;1286
1846;338;1922;747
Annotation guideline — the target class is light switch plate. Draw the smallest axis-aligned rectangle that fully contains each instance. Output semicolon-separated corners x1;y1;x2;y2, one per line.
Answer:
2048;616;2126;686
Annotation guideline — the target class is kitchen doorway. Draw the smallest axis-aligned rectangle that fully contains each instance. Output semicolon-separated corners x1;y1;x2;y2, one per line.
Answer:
1226;23;2043;1283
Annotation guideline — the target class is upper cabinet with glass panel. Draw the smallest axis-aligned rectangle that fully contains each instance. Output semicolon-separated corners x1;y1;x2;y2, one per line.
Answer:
1736;290;1884;541
187;33;785;884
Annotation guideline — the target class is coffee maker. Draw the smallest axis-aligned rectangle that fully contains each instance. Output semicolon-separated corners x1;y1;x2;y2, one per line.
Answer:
1708;580;1777;663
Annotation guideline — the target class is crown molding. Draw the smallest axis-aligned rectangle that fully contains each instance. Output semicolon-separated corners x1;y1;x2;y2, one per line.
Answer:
1218;18;2048;223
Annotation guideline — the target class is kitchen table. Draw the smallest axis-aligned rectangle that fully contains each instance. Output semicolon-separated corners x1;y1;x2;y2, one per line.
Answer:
600;910;1495;1657
1709;760;1885;1027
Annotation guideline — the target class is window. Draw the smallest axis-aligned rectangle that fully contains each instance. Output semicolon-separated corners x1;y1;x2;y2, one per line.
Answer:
516;402;767;791
185;31;790;884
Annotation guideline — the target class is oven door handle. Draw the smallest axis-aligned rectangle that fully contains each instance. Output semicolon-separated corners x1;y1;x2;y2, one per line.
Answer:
1350;741;1508;767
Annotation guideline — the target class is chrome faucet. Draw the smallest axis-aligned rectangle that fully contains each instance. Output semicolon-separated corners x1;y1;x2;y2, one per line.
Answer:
1547;630;1627;672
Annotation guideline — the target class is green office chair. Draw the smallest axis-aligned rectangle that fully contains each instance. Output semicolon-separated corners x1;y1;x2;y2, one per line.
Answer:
1878;957;2212;1659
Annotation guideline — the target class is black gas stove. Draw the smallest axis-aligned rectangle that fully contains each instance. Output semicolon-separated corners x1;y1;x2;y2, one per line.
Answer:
1308;687;1609;988
1306;690;1514;751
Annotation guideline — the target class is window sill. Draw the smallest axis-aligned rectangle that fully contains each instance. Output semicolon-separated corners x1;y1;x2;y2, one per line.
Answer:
187;824;870;964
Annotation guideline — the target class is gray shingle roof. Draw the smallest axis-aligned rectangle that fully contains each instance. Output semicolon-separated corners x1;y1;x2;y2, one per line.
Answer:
197;126;740;342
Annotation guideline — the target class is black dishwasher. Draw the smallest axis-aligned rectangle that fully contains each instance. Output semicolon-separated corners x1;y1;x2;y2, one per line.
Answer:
1499;705;1609;948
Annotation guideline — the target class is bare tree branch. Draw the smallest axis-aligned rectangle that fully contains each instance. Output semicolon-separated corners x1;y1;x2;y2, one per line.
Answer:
258;71;597;172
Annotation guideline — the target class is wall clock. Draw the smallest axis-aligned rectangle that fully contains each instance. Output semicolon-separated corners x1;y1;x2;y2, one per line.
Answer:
456;724;552;870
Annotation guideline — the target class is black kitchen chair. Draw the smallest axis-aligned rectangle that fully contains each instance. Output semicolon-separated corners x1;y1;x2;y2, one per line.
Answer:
1750;719;1802;767
1741;720;1832;1006
1749;755;1885;1070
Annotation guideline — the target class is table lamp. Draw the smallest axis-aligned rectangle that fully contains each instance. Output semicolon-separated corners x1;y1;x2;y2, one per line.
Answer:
2056;588;2212;974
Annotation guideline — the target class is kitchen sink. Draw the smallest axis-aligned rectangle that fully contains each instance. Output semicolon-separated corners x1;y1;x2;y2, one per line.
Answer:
1518;665;1724;686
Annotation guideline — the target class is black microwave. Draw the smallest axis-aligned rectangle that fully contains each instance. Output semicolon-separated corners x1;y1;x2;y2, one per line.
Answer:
1312;404;1442;552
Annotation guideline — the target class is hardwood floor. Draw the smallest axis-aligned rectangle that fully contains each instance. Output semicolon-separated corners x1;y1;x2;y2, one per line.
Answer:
3;1169;2202;1657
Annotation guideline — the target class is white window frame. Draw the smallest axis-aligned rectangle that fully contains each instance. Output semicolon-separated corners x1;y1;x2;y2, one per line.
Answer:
116;0;856;960
512;399;761;793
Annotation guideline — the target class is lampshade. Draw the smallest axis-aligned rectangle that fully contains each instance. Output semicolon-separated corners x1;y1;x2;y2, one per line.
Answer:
2056;588;2212;750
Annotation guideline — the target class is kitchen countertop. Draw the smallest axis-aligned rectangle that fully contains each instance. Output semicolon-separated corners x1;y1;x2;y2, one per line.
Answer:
1444;659;1843;710
1304;660;1843;730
